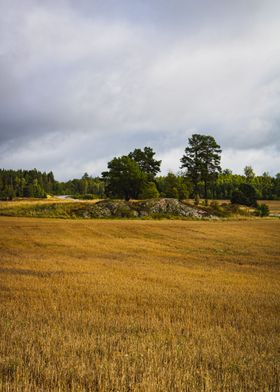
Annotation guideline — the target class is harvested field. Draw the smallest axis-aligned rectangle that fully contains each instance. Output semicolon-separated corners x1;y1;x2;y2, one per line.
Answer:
0;217;279;391
262;200;280;214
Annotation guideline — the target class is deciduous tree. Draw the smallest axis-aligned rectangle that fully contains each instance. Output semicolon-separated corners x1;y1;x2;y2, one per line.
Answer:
128;147;161;179
102;156;146;200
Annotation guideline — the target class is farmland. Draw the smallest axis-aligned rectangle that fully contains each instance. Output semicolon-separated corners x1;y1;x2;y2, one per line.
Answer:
0;217;279;391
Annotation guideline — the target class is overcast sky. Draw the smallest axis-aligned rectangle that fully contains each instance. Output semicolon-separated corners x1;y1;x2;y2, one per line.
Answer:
0;0;279;180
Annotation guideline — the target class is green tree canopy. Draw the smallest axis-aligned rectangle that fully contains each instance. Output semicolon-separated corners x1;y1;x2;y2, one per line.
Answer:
157;172;189;200
128;147;161;179
102;156;146;200
139;182;160;199
244;166;255;182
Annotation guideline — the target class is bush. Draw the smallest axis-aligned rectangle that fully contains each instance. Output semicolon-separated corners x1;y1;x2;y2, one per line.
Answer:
231;183;258;207
255;203;270;217
194;194;200;205
207;201;230;217
165;186;179;199
225;203;251;216
231;190;246;205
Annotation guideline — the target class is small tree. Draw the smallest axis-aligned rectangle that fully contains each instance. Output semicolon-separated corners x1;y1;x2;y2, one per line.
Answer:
177;176;189;200
244;166;255;182
158;172;189;200
163;172;179;199
180;134;221;200
139;182;160;199
32;179;47;198
1;185;15;200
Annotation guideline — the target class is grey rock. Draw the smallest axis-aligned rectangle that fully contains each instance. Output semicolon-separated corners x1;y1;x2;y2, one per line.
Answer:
87;198;211;219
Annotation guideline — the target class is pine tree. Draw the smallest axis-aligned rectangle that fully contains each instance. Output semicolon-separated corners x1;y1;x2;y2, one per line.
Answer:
180;134;221;200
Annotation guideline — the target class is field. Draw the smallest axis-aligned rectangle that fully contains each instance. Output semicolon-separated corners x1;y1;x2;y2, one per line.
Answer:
0;217;279;391
263;200;280;214
188;199;280;215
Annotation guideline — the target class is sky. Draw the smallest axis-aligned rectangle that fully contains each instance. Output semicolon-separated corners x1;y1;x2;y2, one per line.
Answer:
0;0;280;180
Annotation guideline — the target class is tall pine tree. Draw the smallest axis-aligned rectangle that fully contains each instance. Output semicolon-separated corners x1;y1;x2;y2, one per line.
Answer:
180;134;222;200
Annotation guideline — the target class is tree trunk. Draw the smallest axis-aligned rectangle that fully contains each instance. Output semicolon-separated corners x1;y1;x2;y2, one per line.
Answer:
204;181;209;205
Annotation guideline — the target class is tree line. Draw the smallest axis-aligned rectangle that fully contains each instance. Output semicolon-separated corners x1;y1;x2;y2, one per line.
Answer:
0;169;105;200
1;134;279;201
101;135;280;202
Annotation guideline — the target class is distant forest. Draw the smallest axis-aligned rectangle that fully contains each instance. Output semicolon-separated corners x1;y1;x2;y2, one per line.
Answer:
0;169;104;200
1;135;279;201
0;168;279;201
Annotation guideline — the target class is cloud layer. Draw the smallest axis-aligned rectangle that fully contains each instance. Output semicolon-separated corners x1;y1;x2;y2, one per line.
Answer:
0;0;279;179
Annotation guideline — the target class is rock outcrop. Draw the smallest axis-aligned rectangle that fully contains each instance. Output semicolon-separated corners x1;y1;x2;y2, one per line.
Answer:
76;198;210;219
0;198;217;219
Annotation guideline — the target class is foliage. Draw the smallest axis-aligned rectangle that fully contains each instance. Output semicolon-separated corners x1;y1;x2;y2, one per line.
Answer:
0;169;49;200
244;165;255;182
207;201;229;217
58;174;105;197
194;194;200;205
102;156;147;200
139;182;160;199
157;173;189;200
1;141;280;202
255;203;270;217
0;169;105;200
212;170;280;200
180;134;222;199
102;147;161;201
128;147;161;179
231;183;258;207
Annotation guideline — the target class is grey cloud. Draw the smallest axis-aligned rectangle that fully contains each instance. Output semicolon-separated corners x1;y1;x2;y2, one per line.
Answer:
0;0;280;178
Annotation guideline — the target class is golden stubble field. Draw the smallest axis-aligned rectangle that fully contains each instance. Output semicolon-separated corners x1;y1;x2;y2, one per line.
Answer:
0;217;279;391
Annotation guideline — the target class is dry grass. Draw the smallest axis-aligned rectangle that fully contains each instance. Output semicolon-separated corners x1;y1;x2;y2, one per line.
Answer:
0;217;279;391
261;200;280;214
0;197;100;208
0;198;101;219
187;199;280;216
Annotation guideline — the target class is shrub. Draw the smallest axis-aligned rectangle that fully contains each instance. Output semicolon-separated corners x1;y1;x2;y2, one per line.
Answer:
226;203;241;214
231;190;246;205
231;183;258;207
194;194;200;205
165;186;179;199
255;203;270;217
208;201;229;217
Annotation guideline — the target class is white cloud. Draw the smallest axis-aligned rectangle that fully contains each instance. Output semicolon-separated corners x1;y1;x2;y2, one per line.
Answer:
222;147;280;176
